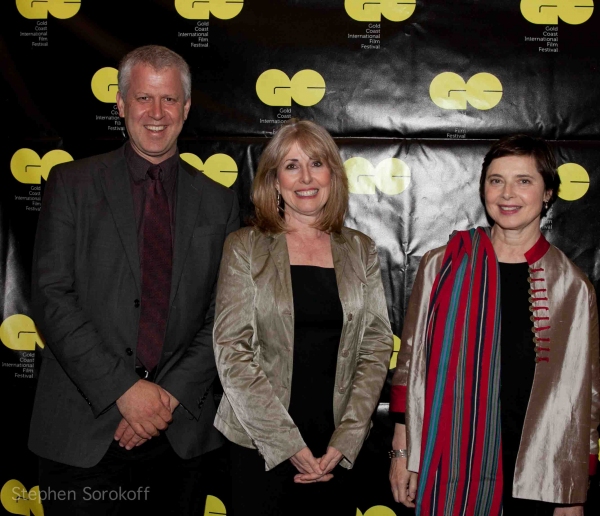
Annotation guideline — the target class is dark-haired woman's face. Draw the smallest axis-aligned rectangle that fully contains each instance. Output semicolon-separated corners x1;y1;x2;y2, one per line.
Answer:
484;155;552;232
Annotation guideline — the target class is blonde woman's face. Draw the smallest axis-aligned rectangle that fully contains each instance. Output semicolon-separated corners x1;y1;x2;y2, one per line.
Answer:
275;142;331;225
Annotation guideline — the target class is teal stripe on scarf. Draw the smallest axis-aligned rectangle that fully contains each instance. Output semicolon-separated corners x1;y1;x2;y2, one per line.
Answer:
418;253;469;505
416;228;503;516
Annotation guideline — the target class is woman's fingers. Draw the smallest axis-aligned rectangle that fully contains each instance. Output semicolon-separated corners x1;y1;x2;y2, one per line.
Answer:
318;446;343;474
293;472;334;484
389;458;417;508
290;447;323;475
408;472;418;502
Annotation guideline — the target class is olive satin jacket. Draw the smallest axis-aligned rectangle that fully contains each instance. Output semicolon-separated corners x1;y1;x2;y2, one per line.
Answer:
213;226;394;471
391;234;600;503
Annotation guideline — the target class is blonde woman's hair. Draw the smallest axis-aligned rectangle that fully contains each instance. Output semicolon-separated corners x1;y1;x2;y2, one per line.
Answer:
251;119;348;234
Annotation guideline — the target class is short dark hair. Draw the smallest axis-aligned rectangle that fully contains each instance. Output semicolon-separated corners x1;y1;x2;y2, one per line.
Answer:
479;134;560;215
118;45;191;101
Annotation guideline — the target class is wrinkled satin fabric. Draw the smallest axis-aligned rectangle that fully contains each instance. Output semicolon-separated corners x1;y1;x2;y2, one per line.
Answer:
392;240;600;504
214;226;394;471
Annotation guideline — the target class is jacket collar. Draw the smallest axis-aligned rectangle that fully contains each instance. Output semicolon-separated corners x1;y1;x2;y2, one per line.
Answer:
267;229;358;287
524;233;551;264
481;226;551;265
169;160;205;306
99;146;141;294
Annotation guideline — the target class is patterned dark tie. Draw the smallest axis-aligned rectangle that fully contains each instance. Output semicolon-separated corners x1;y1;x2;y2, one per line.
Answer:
135;164;172;372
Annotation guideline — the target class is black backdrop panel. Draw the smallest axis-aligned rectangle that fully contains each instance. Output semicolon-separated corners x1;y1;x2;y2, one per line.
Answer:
2;1;600;514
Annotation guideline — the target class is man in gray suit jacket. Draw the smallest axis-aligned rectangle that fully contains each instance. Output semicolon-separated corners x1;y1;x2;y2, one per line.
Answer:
28;45;239;515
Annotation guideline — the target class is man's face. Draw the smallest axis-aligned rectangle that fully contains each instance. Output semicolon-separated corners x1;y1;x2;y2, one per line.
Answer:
117;64;191;164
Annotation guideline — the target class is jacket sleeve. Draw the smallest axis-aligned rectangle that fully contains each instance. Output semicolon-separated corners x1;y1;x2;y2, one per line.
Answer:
390;250;434;413
389;248;442;473
213;231;306;470
159;190;240;419
328;239;394;467
32;166;139;417
588;283;600;475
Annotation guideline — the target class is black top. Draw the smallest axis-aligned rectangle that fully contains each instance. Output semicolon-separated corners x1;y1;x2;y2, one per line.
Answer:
391;263;536;452
287;265;344;457
499;262;536;488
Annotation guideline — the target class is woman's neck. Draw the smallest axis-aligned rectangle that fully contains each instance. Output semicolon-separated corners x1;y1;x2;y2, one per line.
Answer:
284;213;326;239
491;224;541;263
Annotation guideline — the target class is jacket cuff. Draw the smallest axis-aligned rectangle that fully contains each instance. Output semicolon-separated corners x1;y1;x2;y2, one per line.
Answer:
390;385;407;413
261;429;306;471
590;455;598;476
390;412;406;424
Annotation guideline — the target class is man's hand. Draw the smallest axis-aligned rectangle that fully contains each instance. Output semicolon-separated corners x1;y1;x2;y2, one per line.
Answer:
113;386;180;450
113;418;147;450
162;388;180;413
115;380;172;441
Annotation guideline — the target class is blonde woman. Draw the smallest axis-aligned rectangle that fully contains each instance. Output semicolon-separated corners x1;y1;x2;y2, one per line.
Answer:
213;119;393;516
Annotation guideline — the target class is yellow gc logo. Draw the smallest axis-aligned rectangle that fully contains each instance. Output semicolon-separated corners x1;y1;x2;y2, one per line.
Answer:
0;315;45;351
345;0;416;22
557;163;590;201
181;153;238;187
357;506;397;516
11;149;73;184
16;0;81;19
389;335;401;369
345;157;411;195
204;495;226;515
256;70;326;107
1;480;43;516
91;67;119;103
175;0;243;19
430;72;502;110
520;0;593;24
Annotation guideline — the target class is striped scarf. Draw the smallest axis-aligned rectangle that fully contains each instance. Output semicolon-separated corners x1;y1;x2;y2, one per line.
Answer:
416;227;503;516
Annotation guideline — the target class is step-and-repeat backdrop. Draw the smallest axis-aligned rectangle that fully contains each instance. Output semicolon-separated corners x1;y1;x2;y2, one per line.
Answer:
1;1;599;514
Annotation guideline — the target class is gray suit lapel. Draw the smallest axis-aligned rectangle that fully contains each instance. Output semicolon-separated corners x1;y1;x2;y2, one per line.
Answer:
99;148;141;294
169;162;204;306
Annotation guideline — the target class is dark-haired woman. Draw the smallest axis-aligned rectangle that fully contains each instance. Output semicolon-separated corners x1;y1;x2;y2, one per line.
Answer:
389;135;599;516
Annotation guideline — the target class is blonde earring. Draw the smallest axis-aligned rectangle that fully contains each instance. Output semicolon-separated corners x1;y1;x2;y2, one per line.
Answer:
275;190;283;213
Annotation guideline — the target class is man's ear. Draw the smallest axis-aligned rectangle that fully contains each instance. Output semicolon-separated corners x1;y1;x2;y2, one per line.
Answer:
183;97;191;121
116;91;125;117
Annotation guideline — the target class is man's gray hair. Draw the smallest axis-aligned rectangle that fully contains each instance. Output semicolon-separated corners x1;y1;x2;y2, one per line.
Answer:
118;45;192;101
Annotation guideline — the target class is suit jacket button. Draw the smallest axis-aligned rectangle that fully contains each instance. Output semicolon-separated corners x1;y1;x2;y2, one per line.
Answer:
134;299;140;308
339;386;346;394
341;350;349;358
126;348;133;356
347;313;353;321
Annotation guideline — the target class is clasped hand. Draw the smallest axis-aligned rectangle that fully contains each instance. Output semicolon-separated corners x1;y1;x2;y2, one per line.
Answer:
290;446;343;484
114;379;179;450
